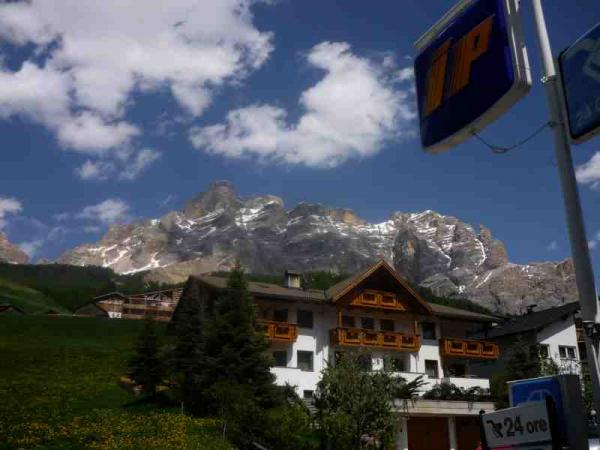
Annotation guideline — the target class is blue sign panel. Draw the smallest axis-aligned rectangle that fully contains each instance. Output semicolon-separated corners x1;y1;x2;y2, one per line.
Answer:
559;23;600;143
509;376;567;444
414;0;530;152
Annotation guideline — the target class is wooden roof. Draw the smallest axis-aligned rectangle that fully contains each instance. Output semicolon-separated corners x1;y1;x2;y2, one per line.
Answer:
326;260;433;314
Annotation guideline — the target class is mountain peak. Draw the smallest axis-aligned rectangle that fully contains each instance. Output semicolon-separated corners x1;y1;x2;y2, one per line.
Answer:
0;232;28;264
56;181;578;314
184;180;239;217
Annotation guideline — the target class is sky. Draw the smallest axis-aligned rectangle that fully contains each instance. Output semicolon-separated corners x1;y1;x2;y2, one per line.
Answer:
0;0;599;277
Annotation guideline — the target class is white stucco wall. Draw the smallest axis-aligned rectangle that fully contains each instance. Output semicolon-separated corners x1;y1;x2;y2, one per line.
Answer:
536;314;580;373
265;307;496;395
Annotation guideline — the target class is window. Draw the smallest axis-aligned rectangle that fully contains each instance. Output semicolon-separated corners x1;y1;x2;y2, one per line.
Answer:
358;354;373;371
342;315;355;328
425;360;439;378
273;309;288;322
297;310;313;329
272;351;287;367
303;390;314;400
297;351;313;371
559;345;577;359
380;319;395;332
361;317;375;330
447;363;466;377
539;344;549;359
421;322;436;340
384;357;405;372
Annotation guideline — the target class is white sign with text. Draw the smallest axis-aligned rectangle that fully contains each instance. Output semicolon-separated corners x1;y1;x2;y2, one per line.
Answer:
482;401;552;448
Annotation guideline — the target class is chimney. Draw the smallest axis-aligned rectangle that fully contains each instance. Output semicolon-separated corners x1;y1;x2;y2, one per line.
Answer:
526;304;538;315
284;270;302;289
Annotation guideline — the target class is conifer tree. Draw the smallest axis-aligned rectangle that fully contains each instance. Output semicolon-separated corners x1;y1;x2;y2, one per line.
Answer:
128;317;165;397
202;264;276;408
169;276;207;413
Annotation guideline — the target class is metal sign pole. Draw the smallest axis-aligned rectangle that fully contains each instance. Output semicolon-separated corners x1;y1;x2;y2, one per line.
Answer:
530;0;600;414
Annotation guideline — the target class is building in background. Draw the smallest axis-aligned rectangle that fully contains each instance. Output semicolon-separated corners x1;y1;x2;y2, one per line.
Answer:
74;288;183;322
472;301;582;377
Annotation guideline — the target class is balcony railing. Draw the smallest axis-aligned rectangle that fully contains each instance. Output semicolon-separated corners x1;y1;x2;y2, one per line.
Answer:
330;327;420;352
349;290;405;311
258;320;298;343
440;338;500;360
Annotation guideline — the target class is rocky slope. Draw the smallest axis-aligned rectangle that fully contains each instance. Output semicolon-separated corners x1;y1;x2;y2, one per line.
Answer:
57;181;578;314
0;232;28;264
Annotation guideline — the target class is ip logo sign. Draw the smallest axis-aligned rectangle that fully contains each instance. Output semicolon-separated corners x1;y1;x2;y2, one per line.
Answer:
559;23;600;143
414;0;530;152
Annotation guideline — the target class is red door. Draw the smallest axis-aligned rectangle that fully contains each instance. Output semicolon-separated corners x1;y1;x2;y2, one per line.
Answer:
408;417;450;450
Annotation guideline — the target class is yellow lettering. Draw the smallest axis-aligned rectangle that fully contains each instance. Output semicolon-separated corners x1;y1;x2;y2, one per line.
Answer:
424;40;451;117
448;15;494;96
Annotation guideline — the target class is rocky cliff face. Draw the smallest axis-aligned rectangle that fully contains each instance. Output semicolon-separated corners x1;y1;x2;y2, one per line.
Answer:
0;232;28;264
57;181;578;314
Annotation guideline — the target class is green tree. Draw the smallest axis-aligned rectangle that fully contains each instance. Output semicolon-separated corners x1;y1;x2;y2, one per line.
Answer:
169;277;207;414
128;317;165;397
315;351;422;450
491;336;542;408
202;265;277;408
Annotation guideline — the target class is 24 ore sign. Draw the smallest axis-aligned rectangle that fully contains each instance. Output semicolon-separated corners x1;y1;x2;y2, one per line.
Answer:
481;400;557;450
414;0;531;152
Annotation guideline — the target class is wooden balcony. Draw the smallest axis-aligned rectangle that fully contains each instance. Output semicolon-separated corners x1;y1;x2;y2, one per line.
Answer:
258;320;298;343
330;327;420;352
349;290;406;311
440;338;500;360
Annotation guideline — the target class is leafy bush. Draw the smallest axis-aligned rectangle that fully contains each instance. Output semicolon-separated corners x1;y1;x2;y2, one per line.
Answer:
422;382;492;402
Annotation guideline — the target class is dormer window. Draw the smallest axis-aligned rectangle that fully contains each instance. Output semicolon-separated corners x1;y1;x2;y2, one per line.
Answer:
284;270;302;289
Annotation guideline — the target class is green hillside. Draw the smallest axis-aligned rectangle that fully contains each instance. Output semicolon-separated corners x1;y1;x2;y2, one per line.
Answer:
0;263;180;312
0;277;69;314
0;315;232;449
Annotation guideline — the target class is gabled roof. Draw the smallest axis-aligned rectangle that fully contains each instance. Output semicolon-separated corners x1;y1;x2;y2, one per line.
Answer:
429;302;499;323
93;291;128;301
326;260;433;314
195;275;327;303
482;302;580;339
0;303;26;314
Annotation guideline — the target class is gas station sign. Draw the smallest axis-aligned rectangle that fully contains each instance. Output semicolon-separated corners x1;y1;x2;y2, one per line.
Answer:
414;0;531;152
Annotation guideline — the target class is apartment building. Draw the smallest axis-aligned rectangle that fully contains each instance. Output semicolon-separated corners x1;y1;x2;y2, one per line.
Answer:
178;260;501;450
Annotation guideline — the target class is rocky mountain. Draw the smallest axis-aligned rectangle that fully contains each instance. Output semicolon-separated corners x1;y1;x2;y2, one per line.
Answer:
57;181;578;314
0;232;28;264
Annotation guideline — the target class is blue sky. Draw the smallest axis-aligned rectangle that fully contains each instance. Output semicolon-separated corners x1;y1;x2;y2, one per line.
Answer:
0;0;599;276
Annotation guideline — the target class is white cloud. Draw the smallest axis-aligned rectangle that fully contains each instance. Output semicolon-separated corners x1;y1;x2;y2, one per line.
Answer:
78;199;130;224
576;152;600;190
83;225;101;234
75;160;116;181
18;239;44;258
547;241;558;251
589;240;597;250
0;196;23;229
119;148;161;180
0;0;273;178
191;41;416;168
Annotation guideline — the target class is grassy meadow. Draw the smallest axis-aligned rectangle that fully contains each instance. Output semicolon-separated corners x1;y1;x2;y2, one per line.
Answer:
0;315;232;450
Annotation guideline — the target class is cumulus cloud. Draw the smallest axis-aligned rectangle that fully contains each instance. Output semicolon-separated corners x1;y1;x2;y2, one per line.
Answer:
78;199;130;224
576;152;600;190
0;196;23;229
191;42;416;168
0;0;273;178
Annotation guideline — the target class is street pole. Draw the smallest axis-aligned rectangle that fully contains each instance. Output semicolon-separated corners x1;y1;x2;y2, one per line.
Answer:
531;0;600;413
